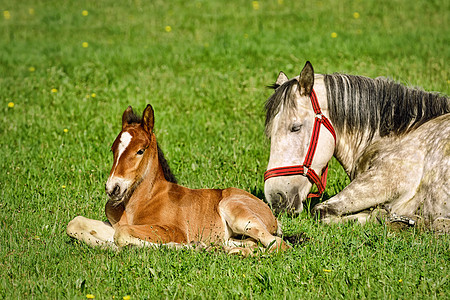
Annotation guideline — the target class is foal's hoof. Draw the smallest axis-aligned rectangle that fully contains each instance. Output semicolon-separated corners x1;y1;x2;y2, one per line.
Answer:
227;247;255;257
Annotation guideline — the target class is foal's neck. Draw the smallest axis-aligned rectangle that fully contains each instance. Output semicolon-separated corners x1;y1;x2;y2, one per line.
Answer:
124;137;169;205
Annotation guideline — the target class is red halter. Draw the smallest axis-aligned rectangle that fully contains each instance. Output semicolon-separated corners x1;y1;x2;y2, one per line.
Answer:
264;89;336;198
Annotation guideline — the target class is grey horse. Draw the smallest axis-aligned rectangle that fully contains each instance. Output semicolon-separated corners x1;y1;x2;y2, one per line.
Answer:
264;61;449;232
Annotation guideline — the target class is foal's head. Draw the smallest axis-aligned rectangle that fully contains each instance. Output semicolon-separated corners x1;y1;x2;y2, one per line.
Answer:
264;62;335;214
105;105;155;202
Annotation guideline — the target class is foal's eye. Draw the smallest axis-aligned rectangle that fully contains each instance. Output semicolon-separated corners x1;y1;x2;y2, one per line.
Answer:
291;123;302;132
136;149;145;155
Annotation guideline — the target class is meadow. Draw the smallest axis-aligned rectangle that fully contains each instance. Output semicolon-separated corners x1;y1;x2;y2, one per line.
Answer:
0;0;449;298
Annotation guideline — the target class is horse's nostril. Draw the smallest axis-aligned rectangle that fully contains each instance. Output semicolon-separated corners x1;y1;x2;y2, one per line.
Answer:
277;192;286;202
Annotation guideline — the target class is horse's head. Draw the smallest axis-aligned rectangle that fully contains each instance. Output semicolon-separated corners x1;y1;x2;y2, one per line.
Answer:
105;105;155;202
264;62;336;214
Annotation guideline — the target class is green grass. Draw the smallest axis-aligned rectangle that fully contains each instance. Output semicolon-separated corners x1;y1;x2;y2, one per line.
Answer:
1;0;449;298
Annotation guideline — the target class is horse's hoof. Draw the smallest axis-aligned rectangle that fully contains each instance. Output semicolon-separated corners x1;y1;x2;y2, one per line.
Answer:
312;204;336;220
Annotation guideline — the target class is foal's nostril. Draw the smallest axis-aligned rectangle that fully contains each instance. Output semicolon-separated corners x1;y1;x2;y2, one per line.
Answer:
112;185;120;196
106;184;120;197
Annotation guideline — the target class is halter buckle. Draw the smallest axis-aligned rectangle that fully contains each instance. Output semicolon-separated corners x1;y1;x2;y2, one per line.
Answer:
303;166;309;176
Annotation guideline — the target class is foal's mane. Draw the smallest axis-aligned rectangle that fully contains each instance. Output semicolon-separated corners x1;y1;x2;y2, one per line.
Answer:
125;111;177;184
265;74;450;140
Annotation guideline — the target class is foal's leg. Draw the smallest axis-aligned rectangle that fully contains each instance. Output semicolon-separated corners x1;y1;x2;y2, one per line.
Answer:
66;216;117;249
219;196;290;254
113;224;194;249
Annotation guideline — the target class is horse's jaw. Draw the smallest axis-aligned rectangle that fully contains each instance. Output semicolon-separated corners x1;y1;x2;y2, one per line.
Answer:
264;175;311;214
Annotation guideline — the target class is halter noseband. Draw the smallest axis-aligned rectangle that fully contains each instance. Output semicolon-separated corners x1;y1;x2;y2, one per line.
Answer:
264;89;336;198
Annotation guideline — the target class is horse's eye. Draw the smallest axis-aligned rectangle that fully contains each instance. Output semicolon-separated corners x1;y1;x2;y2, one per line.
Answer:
291;123;302;132
137;149;145;155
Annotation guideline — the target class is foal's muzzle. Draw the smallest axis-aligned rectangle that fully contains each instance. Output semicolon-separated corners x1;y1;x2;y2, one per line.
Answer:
106;184;125;198
105;177;131;201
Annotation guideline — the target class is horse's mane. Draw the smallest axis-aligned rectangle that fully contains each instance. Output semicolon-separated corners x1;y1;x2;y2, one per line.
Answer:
264;74;450;140
125;110;177;184
324;74;450;139
265;79;300;137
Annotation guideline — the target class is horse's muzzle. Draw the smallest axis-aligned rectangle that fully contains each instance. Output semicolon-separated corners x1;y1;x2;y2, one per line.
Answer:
265;189;303;215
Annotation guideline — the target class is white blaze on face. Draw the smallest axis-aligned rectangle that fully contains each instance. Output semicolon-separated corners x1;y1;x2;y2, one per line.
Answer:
111;131;132;177
106;131;134;199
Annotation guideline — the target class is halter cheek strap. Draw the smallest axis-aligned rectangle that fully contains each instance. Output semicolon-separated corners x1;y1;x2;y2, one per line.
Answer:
264;89;336;198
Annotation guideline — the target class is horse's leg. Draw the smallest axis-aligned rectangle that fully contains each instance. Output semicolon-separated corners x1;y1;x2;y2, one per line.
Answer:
432;218;450;234
66;216;117;249
313;155;421;223
322;208;390;225
219;196;291;254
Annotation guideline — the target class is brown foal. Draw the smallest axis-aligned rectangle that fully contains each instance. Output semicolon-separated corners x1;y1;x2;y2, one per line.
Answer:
67;105;290;255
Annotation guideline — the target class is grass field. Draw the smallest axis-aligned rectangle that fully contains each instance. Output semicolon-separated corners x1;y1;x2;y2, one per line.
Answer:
1;0;449;298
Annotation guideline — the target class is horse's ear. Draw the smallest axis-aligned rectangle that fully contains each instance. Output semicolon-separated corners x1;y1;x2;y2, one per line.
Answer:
276;71;289;86
122;106;134;129
299;61;314;95
142;104;154;135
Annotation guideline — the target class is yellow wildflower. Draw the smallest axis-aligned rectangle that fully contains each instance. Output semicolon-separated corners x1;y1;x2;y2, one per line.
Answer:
82;42;89;48
3;10;11;20
51;88;58;93
331;32;338;38
91;93;96;98
165;26;172;32
29;66;36;72
86;295;95;299
62;185;66;189
323;269;332;272
63;128;68;133
398;279;403;283
82;10;89;16
123;296;131;300
353;12;360;19
8;102;14;108
252;1;259;10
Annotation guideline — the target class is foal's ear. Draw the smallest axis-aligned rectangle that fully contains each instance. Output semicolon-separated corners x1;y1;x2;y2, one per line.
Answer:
299;61;314;95
276;71;289;86
142;104;154;135
122;106;135;129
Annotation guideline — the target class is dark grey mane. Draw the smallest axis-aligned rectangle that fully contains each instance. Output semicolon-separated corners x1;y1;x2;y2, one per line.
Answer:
264;74;450;140
265;79;300;136
324;74;450;139
126;110;177;184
